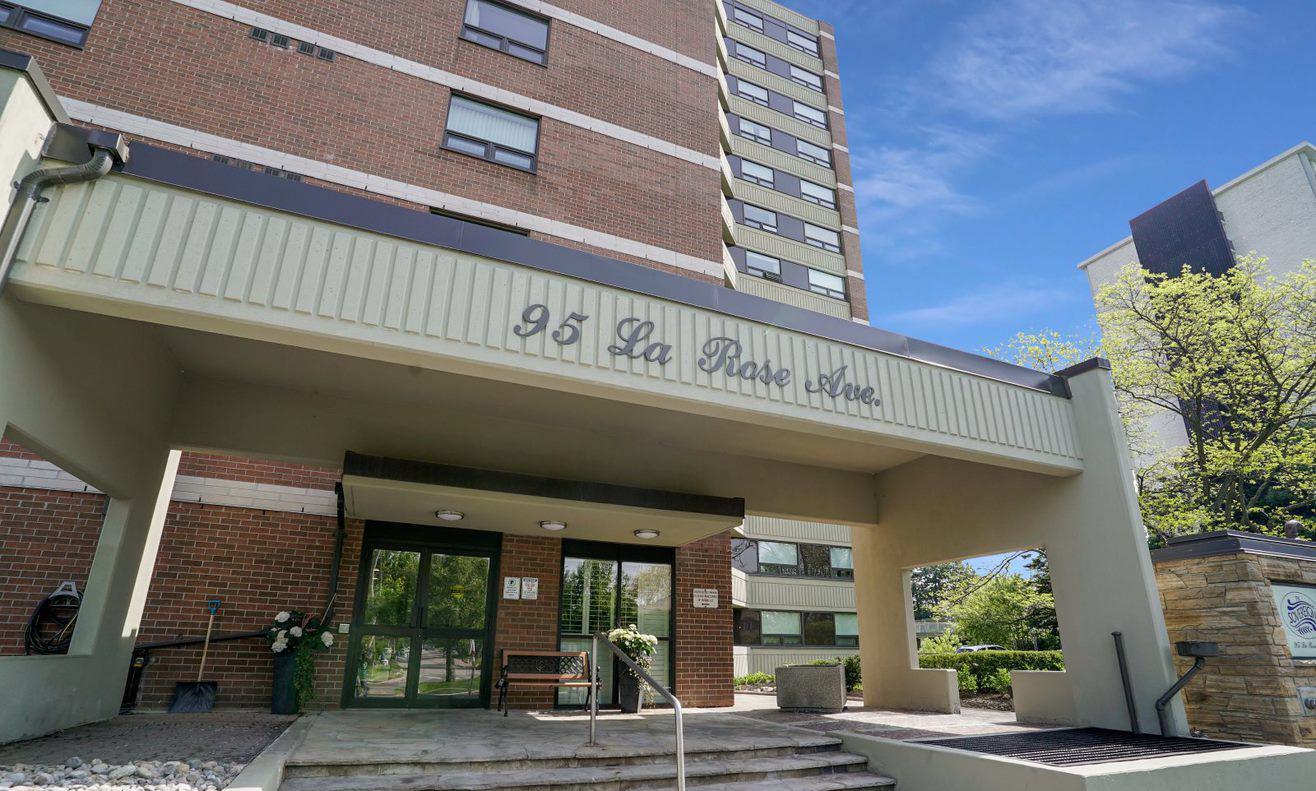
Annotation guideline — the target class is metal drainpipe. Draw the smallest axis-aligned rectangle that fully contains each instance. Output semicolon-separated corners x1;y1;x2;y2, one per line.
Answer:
321;482;348;624
0;145;118;295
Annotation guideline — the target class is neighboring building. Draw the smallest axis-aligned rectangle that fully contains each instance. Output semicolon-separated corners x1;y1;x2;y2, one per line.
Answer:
0;0;1194;762
731;517;858;677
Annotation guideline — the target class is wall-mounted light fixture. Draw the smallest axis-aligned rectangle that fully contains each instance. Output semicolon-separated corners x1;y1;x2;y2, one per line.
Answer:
540;520;567;532
633;529;660;540
434;510;465;522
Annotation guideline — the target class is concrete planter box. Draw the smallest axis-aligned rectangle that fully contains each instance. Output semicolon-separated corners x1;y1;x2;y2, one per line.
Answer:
775;664;846;713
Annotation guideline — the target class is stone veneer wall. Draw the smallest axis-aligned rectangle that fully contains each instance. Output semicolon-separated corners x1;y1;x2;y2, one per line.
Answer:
1155;552;1316;746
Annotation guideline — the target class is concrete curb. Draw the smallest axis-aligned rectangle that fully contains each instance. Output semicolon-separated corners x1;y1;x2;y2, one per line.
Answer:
225;715;314;791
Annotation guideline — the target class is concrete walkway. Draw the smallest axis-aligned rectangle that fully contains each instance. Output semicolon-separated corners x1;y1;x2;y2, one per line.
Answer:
727;693;1045;741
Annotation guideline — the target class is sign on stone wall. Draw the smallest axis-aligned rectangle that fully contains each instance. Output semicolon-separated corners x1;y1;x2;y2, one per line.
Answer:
1271;582;1316;659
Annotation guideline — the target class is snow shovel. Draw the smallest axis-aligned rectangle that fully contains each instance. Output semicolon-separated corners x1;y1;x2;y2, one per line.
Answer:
169;598;221;713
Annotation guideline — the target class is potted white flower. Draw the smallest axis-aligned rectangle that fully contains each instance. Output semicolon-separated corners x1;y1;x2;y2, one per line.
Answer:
265;609;335;714
607;624;658;713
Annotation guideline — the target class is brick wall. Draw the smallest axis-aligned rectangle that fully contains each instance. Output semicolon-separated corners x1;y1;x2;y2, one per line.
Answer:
674;531;734;707
0;0;722;266
492;534;563;709
0;487;106;655
1156;552;1316;746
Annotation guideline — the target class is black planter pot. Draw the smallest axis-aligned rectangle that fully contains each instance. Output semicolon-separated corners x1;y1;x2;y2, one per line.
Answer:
617;672;644;714
272;651;298;715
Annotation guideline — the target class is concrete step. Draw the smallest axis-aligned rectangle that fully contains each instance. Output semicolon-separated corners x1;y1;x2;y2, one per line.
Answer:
280;751;881;791
284;738;845;778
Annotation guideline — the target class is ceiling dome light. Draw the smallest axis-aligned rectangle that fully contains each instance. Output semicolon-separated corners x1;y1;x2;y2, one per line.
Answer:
435;510;465;522
539;520;567;532
633;529;660;540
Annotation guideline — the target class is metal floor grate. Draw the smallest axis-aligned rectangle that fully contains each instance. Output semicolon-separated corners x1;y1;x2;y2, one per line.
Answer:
919;728;1251;767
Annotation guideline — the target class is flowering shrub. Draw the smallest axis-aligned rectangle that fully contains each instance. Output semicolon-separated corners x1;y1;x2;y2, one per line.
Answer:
607;624;658;678
266;610;335;707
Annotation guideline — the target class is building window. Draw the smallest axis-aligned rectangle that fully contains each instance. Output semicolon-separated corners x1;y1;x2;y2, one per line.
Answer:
732;6;763;32
786;28;819;56
761;611;803;646
803;612;837;646
736;117;773;146
739;159;775;188
757;541;799;575
736;79;770;107
460;0;549;65
744;250;782;281
804;223;841;252
796;139;831;167
734;608;761;645
830;546;854;580
731;537;759;573
0;1;102;46
789;65;823;92
799;179;836;209
808;269;846;299
741;204;778;233
733;42;766;68
793;101;827;129
834;613;859;646
442;95;540;172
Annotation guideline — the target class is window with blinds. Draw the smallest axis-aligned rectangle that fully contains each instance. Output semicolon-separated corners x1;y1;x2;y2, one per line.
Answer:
442;95;540;172
460;0;549;65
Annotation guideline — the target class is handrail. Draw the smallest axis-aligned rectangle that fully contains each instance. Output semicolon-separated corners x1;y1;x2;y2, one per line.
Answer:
590;631;685;791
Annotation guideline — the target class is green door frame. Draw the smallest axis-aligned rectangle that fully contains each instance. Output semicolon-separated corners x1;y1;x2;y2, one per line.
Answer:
341;522;502;708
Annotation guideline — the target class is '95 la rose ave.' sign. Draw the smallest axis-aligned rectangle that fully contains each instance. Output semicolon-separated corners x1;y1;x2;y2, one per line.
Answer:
512;303;882;410
1273;582;1316;659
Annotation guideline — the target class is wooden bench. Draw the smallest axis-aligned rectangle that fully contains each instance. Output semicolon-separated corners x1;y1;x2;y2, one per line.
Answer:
495;649;595;715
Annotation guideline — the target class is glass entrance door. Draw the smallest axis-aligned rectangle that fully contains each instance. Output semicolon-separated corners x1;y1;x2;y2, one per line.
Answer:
344;527;498;708
557;541;673;706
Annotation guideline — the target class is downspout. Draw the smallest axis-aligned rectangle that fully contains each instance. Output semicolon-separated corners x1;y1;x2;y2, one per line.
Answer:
322;482;348;623
0;124;128;294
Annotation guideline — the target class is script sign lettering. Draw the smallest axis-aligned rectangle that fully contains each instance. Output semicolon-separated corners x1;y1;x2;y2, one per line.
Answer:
513;304;881;413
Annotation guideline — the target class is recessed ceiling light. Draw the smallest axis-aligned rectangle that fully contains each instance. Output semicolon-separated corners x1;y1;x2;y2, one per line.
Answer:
435;510;465;522
540;520;567;532
633;529;660;540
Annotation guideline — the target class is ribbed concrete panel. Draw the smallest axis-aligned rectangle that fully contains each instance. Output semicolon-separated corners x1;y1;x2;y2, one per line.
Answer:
732;569;749;606
726;24;824;72
737;0;821;33
11;175;1084;472
736;275;849;319
726;58;827;111
732;180;841;228
729;137;836;187
730;96;831;148
745;576;856;610
737;226;845;273
745;648;858;675
744;516;851;544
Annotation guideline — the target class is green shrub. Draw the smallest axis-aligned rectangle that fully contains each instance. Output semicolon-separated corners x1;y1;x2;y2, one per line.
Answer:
734;672;774;687
918;650;1062;692
980;667;1013;694
957;670;978;696
840;654;861;692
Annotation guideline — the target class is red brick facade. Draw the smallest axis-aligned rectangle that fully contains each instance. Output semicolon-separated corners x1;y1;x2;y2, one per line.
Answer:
0;447;735;710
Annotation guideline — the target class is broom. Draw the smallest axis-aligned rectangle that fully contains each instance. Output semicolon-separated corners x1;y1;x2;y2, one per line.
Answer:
168;599;221;713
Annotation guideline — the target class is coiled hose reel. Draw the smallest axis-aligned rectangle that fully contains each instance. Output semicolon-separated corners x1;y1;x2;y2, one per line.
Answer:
24;581;82;654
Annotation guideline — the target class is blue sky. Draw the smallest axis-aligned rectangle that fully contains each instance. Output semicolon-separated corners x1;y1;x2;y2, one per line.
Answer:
781;0;1316;358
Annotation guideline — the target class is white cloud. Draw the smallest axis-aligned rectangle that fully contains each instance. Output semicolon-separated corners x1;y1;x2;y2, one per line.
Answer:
930;0;1245;121
853;127;991;216
885;284;1074;328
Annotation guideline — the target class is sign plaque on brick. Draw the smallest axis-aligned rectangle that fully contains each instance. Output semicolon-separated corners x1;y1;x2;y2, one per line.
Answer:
503;576;522;600
1272;582;1316;659
520;577;539;600
693;588;718;609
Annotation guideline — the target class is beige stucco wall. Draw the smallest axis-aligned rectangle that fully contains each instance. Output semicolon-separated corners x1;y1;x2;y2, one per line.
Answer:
852;365;1185;731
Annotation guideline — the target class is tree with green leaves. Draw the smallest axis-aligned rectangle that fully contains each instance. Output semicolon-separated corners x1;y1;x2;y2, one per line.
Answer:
910;562;976;621
985;329;1101;373
937;574;1057;650
1097;257;1316;541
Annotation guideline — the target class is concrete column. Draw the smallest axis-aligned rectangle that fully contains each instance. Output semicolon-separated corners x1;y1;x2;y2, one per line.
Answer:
0;298;181;742
853;361;1185;732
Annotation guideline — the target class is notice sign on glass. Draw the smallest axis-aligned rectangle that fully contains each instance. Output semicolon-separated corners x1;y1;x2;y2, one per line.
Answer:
1272;582;1316;659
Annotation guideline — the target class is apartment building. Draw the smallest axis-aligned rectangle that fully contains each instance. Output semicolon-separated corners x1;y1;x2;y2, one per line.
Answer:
0;0;1189;757
0;0;866;713
1078;141;1316;461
